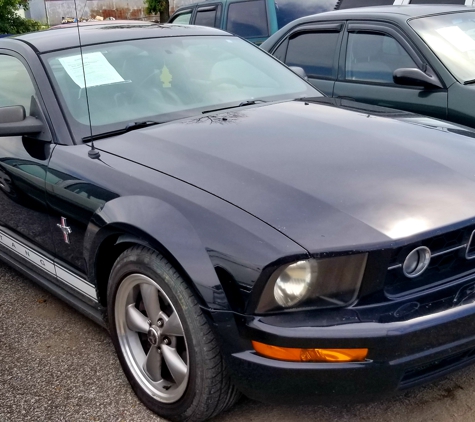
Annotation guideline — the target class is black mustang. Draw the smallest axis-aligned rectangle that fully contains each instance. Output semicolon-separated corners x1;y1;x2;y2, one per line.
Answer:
3;23;475;422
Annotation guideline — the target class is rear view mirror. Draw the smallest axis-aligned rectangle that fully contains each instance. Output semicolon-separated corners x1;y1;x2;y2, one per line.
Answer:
393;68;443;89
0;105;44;137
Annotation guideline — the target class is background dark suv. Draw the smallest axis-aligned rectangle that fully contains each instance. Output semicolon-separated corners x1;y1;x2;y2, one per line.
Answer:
168;0;474;43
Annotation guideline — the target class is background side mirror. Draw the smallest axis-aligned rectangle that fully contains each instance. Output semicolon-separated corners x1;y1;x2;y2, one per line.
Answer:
289;66;309;81
393;68;443;89
0;105;44;137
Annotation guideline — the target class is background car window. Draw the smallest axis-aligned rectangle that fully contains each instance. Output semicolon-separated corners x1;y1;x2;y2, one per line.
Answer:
345;32;417;83
337;0;393;9
170;11;192;24
195;5;221;27
275;0;338;29
286;32;340;78
226;0;268;38
0;55;35;115
409;0;464;3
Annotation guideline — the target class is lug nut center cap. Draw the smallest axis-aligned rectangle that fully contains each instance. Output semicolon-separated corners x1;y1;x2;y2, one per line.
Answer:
147;326;160;346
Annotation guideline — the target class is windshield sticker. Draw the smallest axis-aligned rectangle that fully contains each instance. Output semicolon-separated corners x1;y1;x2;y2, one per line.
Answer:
160;65;173;88
59;52;124;88
436;26;475;52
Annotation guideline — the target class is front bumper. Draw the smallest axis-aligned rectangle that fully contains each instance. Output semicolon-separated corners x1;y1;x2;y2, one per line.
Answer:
221;300;475;404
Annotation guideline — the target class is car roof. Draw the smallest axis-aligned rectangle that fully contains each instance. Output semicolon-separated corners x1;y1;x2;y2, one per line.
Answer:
289;4;472;24
7;23;226;53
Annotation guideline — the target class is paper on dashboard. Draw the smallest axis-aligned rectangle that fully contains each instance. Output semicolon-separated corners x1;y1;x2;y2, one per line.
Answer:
59;52;124;88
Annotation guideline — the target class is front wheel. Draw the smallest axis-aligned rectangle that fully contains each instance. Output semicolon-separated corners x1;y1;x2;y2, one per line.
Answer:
107;246;240;422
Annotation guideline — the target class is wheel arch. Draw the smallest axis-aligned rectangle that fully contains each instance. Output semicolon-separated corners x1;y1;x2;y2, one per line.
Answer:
84;195;228;313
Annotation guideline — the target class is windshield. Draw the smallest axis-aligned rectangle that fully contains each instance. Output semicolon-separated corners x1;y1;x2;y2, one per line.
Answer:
409;11;475;83
42;35;320;140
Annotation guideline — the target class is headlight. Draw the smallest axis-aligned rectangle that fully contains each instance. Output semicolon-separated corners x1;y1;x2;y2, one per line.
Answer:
274;260;312;307
257;254;368;313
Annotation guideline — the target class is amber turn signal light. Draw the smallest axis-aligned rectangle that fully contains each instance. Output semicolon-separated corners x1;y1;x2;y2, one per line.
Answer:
252;341;368;363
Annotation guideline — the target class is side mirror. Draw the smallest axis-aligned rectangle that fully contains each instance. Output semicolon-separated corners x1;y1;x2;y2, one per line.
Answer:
289;66;309;81
393;68;443;89
0;105;44;137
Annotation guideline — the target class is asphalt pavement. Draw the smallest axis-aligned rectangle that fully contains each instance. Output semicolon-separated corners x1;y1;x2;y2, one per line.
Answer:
2;261;475;422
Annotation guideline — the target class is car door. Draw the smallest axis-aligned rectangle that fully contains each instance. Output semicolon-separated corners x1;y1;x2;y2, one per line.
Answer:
0;51;56;278
333;22;448;119
271;23;344;96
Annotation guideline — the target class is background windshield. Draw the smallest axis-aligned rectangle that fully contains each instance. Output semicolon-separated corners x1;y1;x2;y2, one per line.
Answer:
43;36;319;140
410;12;475;83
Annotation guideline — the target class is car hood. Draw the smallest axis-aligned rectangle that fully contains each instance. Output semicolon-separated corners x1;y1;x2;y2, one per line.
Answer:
97;99;475;252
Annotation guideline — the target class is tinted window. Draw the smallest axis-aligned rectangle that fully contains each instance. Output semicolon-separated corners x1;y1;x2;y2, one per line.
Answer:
345;32;417;83
275;0;338;29
0;55;35;114
170;11;192;24
337;0;393;9
195;6;221;27
226;0;268;38
286;31;340;78
273;40;288;62
410;0;463;3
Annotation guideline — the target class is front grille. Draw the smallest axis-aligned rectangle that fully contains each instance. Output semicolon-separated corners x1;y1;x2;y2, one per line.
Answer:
385;225;475;297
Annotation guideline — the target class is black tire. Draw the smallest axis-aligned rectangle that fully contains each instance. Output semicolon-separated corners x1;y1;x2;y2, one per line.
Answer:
107;245;240;422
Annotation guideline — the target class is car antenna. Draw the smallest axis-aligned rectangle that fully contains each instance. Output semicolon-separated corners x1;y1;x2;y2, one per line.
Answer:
73;0;100;160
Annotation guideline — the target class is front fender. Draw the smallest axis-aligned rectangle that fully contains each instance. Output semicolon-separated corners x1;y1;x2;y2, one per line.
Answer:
85;195;224;309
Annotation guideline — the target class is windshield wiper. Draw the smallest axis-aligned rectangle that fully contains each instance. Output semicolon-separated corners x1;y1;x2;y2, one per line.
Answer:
464;79;475;85
202;99;267;114
82;120;161;142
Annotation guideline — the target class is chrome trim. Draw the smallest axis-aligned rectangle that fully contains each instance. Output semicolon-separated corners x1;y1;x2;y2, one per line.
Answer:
466;230;475;260
403;246;431;278
432;244;467;258
388;242;470;271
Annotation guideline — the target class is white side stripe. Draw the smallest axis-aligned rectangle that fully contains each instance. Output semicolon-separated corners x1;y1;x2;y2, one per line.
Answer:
56;266;97;300
0;229;97;301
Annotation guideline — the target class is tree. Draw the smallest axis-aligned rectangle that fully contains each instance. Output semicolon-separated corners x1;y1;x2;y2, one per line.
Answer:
0;0;42;34
144;0;170;23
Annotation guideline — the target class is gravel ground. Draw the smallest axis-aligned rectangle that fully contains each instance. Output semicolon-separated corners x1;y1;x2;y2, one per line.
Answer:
2;261;475;422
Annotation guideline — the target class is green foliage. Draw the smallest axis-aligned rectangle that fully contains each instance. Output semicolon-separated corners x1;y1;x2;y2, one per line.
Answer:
0;0;43;34
144;0;169;22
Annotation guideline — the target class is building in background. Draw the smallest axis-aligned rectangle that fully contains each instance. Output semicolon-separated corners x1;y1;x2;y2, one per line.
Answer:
26;0;197;26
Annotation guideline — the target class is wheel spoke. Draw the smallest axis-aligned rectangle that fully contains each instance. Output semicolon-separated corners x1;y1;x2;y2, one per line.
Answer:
161;312;184;337
162;345;187;386
126;304;150;333
144;347;162;382
140;284;161;324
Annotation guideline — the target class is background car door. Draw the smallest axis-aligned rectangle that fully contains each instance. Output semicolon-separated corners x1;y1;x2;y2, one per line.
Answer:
333;23;448;119
0;52;56;270
272;23;344;96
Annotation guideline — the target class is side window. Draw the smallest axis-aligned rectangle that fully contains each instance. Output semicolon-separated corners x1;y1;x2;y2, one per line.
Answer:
0;55;35;115
170;11;192;24
345;32;417;84
272;40;288;62
410;0;464;3
285;31;340;78
337;0;394;9
195;5;222;28
226;0;268;38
